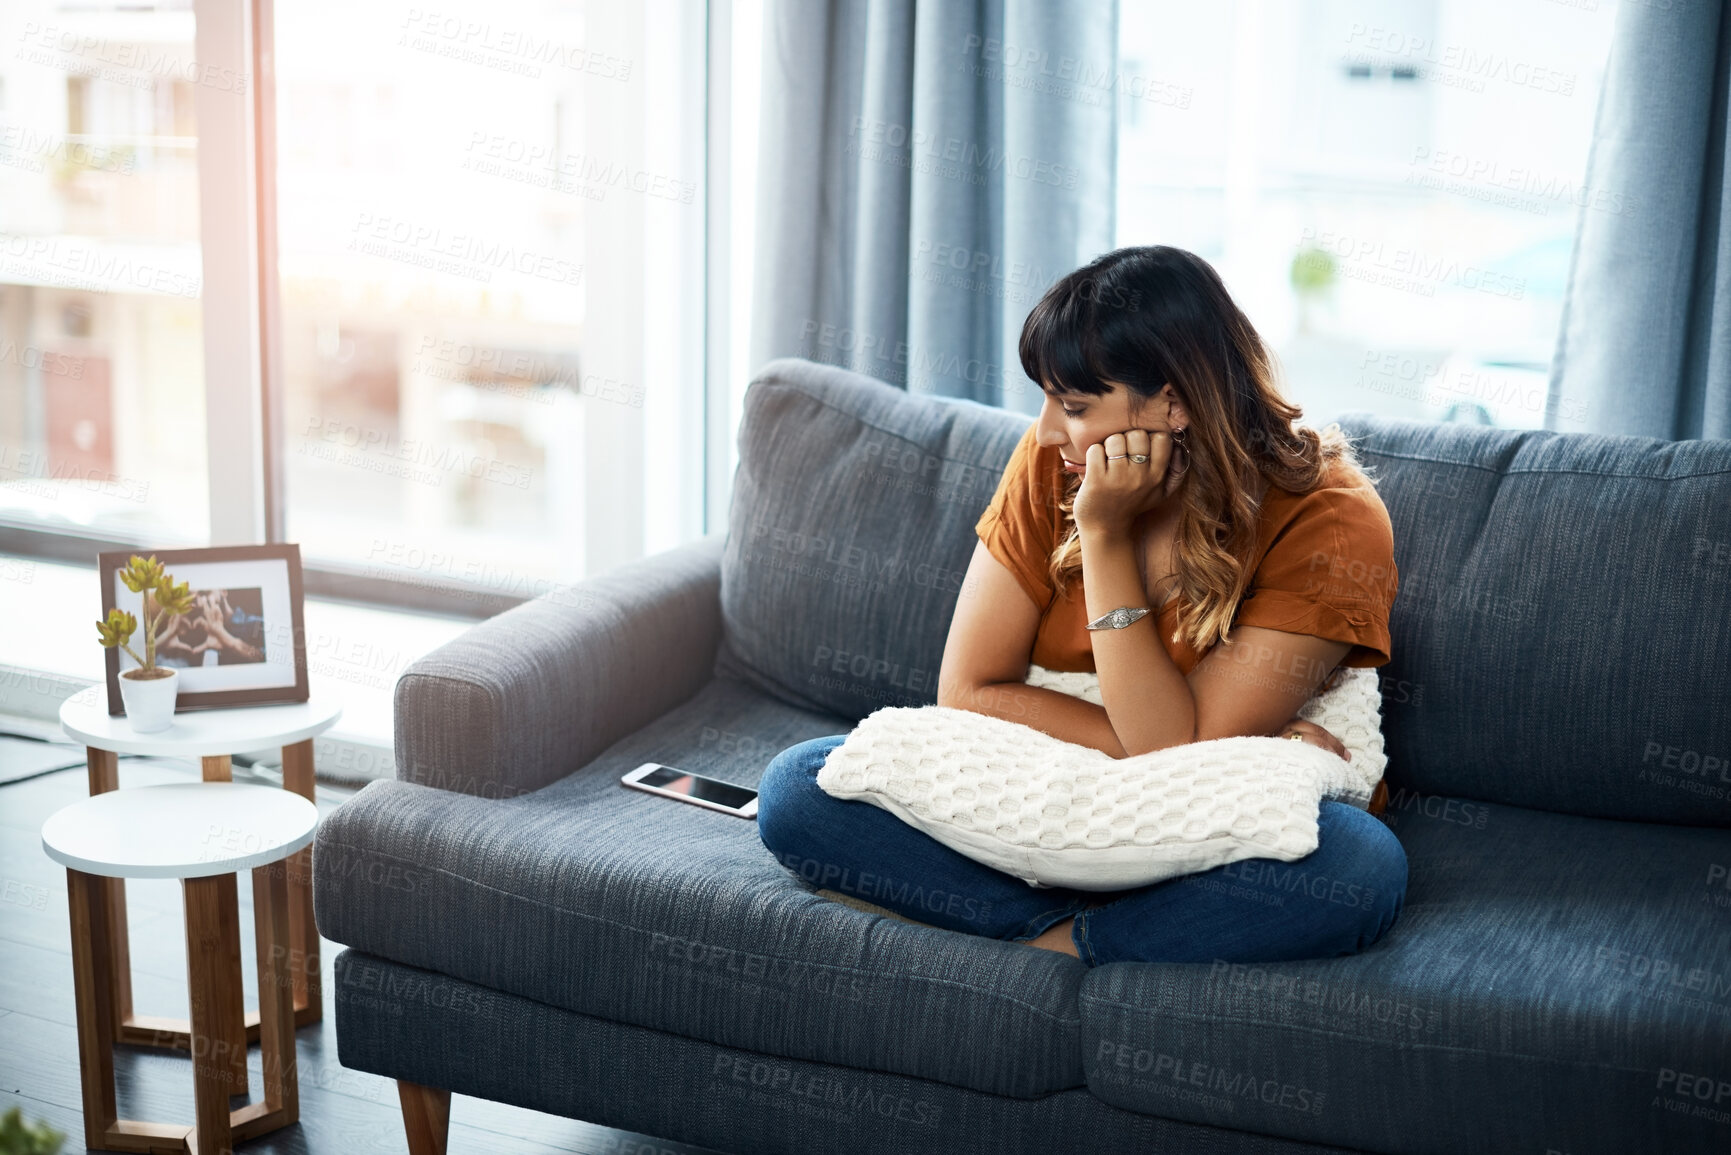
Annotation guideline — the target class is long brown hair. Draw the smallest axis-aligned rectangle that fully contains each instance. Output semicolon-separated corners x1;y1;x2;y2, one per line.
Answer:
1017;245;1373;656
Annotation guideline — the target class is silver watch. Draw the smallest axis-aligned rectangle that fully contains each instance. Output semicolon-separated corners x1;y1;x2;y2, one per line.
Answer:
1085;606;1152;631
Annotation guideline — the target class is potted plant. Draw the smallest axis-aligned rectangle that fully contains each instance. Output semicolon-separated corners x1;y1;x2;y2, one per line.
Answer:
1290;242;1338;335
95;554;195;732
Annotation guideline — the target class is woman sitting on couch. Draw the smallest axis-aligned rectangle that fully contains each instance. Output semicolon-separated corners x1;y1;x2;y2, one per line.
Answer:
756;245;1409;967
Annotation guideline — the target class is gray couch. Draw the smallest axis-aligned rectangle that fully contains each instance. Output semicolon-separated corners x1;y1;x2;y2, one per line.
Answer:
313;357;1731;1155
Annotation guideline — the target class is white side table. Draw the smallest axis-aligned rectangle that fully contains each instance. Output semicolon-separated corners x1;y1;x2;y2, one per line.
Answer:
57;686;342;1075
42;782;318;1154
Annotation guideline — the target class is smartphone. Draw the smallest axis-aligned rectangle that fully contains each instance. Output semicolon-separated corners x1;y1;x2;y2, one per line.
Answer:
621;762;759;819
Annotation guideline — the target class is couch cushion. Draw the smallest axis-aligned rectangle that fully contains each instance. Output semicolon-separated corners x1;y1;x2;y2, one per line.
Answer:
715;357;1031;720
330;950;1367;1155
1333;413;1731;826
1078;799;1731;1154
314;673;1088;1100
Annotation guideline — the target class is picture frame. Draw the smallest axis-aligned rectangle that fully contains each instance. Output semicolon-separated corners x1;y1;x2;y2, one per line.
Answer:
97;543;309;716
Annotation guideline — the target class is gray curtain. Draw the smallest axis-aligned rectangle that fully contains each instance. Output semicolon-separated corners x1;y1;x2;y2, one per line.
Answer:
1549;1;1731;439
751;0;1119;415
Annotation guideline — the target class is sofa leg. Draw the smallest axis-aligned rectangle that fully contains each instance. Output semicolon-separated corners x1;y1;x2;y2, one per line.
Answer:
398;1080;451;1155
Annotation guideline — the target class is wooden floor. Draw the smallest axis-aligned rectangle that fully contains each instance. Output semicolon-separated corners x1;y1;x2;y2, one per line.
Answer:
0;738;723;1155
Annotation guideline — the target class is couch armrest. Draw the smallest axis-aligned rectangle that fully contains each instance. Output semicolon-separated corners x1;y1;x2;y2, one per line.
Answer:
392;533;725;798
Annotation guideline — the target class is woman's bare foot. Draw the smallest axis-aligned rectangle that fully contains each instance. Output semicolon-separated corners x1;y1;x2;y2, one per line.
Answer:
1025;916;1079;957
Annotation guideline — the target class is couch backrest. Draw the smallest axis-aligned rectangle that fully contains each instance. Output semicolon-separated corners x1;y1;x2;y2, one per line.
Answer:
718;359;1731;828
716;358;1030;722
1334;413;1731;828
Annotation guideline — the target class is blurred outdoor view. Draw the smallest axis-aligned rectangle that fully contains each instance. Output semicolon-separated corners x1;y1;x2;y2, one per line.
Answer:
0;0;208;545
291;0;705;595
0;0;704;592
1115;0;1617;431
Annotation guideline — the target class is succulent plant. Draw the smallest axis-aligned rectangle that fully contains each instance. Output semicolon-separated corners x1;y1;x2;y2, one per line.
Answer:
95;553;196;675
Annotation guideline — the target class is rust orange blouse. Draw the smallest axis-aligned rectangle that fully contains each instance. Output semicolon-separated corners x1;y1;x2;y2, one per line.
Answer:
974;421;1398;817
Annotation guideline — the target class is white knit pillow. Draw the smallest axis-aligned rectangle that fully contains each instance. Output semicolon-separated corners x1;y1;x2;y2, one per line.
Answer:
815;665;1387;891
1023;663;1388;791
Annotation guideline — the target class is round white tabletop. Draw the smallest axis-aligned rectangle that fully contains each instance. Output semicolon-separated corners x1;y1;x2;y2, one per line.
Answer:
41;782;319;880
58;684;343;756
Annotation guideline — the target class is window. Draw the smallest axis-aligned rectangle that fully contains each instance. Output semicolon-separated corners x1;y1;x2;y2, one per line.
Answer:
1;0;711;618
1115;0;1617;430
0;0;209;546
274;0;705;602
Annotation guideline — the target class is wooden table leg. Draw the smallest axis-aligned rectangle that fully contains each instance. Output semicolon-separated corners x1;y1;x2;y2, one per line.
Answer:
85;747;134;1042
198;755;248;1097
67;868;118;1150
282;738;322;1027
185;876;247;1122
252;860;298;1119
225;858;301;1146
209;874;249;1095
85;744;119;795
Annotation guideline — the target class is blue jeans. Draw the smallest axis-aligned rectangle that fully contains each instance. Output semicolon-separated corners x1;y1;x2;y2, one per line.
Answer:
756;735;1409;967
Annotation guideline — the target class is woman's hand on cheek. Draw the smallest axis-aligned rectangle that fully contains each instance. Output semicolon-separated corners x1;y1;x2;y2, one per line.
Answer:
1073;429;1175;536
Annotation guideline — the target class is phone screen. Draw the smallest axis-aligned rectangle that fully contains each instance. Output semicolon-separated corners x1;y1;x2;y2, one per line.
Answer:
636;765;758;811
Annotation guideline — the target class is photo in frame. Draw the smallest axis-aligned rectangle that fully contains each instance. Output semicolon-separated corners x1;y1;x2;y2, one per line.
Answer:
97;543;309;715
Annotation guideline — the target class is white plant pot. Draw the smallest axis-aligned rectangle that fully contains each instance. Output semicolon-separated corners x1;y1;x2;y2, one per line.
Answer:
119;666;180;732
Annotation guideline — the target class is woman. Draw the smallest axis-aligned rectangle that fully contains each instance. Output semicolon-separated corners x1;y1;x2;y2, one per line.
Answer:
756;245;1408;967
